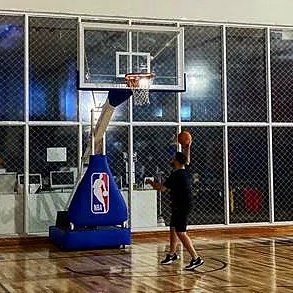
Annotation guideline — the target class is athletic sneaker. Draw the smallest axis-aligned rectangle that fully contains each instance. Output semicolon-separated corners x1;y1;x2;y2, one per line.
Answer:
184;256;204;270
160;253;180;265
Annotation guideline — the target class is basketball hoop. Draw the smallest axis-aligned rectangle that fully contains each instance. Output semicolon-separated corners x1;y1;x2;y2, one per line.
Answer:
125;73;155;106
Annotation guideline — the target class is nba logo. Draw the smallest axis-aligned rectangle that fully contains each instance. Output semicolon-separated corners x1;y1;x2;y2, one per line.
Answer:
91;172;109;214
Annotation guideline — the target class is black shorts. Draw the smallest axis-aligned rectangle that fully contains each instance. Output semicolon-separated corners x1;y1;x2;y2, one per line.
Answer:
170;208;190;232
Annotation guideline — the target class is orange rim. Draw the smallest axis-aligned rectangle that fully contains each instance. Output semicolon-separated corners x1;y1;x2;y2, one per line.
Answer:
125;72;155;81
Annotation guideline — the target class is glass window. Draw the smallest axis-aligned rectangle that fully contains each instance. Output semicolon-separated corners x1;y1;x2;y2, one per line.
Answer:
28;125;78;233
106;126;129;189
271;29;293;122
228;127;269;223
182;25;223;122
272;127;293;221
133;126;177;226
0;15;24;121
227;27;267;122
188;127;225;225
82;125;91;158
80;91;129;122
29;126;79;191
29;17;78;121
0;126;24;174
0;126;24;235
133;92;177;122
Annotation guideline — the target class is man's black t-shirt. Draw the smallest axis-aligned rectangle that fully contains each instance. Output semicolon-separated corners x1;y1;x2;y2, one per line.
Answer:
164;168;192;213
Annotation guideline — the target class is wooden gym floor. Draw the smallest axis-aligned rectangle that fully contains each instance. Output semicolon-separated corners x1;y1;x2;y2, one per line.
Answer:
0;227;293;292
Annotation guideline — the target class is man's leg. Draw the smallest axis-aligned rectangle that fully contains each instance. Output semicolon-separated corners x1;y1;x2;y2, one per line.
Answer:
173;211;196;258
174;212;204;270
170;227;179;254
160;223;180;265
176;232;197;258
176;230;204;270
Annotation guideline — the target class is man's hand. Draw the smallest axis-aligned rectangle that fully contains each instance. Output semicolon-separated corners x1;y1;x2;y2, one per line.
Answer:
182;138;192;165
145;179;160;190
145;179;167;192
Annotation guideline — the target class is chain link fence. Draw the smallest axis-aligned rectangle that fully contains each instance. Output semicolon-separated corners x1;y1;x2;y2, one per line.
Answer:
80;91;129;123
271;29;293;122
273;127;293;221
133;92;177;122
0;126;23;234
0;15;24;121
106;126;129;189
29;126;79;179
226;27;267;122
188;127;225;225
133;126;177;227
28;126;79;232
183;25;223;122
29;17;78;121
1;14;293;235
228;127;270;223
0;126;24;175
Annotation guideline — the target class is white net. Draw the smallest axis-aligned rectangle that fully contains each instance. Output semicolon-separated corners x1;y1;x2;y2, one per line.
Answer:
125;73;154;106
131;88;150;106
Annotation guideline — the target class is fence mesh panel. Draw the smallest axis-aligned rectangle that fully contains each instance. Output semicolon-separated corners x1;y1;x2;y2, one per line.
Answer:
29;126;79;191
272;127;293;221
133;92;177;122
29;17;78;121
187;127;225;225
226;27;267;122
228;127;270;223
28;125;79;232
106;126;129;189
183;25;223;122
133;126;177;227
1;16;293;235
271;29;293;122
0;15;24;121
0;126;24;175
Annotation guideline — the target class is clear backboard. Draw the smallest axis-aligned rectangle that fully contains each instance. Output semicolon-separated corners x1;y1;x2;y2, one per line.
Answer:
78;22;184;91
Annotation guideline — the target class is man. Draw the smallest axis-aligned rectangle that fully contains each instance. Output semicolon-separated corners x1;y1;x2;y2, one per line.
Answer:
146;143;204;270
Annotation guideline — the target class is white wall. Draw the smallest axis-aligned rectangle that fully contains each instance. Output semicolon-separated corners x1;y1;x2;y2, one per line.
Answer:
1;0;293;26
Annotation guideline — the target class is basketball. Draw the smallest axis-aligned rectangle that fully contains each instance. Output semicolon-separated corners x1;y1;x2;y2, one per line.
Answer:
177;131;192;147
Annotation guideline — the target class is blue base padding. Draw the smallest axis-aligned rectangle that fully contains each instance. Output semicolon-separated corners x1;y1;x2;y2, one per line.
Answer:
49;226;131;250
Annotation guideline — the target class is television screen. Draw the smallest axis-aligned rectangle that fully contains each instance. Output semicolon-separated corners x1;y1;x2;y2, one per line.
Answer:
18;174;42;185
50;170;75;189
17;174;42;194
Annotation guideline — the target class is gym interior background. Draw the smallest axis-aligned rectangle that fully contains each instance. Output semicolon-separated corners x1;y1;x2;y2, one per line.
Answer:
0;0;292;236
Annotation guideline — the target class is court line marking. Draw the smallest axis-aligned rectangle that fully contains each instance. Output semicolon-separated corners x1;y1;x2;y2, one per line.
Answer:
0;282;10;293
64;257;227;277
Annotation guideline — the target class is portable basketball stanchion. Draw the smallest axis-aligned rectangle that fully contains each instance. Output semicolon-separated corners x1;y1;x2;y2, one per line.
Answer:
49;73;154;250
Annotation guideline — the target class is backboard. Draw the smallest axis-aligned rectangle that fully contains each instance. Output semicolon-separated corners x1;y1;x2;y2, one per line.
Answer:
78;22;184;91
